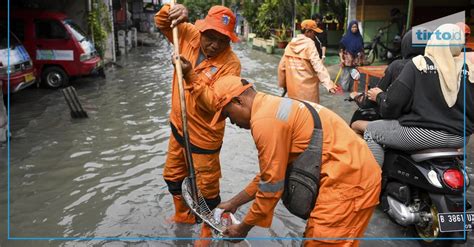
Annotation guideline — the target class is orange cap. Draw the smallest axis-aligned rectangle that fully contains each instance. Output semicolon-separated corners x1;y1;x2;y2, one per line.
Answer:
210;75;253;126
301;19;323;33
195;6;239;42
456;22;471;35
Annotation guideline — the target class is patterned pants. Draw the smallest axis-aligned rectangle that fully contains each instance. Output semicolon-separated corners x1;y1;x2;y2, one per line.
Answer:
364;120;465;166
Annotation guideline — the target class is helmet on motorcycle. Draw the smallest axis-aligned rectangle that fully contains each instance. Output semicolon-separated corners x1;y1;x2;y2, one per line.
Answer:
393;35;402;44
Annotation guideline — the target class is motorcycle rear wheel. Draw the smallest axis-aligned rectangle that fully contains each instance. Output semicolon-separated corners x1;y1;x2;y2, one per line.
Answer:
411;194;453;247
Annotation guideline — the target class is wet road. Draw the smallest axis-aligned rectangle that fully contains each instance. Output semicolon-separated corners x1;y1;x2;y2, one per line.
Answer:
0;40;473;247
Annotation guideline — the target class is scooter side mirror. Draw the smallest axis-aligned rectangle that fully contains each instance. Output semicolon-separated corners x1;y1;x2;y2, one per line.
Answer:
350;68;361;80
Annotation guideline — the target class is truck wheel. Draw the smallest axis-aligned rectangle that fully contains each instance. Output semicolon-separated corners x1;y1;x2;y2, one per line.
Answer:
42;66;69;88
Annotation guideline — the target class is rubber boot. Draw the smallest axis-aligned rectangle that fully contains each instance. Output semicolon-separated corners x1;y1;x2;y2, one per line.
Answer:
194;223;213;247
171;195;196;224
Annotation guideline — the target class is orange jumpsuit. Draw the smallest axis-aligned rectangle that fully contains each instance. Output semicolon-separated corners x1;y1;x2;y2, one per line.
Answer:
155;4;241;223
243;93;381;246
278;34;334;103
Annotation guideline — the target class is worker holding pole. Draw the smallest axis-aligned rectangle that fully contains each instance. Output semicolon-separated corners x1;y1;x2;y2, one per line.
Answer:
154;1;241;240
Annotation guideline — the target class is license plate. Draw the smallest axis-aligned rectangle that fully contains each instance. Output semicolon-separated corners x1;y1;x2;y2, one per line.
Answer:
24;73;35;82
438;212;474;232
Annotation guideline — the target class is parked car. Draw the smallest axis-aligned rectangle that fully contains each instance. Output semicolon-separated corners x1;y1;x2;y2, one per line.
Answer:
0;25;36;94
1;10;103;88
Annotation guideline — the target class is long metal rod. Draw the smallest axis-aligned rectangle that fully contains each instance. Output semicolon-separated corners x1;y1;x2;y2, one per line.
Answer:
170;0;199;209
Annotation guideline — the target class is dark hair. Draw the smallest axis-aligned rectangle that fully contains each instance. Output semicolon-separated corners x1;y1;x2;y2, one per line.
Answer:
312;13;322;21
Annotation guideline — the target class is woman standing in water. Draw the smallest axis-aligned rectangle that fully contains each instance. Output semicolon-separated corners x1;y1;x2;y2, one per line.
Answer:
339;20;365;91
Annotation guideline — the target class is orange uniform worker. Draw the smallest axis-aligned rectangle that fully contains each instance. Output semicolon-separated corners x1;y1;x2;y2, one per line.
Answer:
456;22;473;63
212;75;381;246
154;3;241;226
278;20;337;103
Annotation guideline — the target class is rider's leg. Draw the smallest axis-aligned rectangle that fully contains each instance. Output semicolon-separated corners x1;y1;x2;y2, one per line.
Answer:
364;119;465;166
351;120;369;136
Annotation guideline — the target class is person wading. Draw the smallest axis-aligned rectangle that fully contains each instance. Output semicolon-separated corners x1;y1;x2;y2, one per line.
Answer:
154;3;241;240
210;75;381;246
278;19;336;103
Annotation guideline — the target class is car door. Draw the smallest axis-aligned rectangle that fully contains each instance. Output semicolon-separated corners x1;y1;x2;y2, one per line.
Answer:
34;19;76;75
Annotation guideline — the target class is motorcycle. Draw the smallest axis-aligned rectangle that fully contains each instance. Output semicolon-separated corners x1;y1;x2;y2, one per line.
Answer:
348;69;473;246
364;27;401;65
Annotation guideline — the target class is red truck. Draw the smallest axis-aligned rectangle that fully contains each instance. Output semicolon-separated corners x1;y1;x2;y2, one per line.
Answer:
3;10;103;88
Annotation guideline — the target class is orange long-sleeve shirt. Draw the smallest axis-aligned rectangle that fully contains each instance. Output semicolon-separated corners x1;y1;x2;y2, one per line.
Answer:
155;4;241;150
243;93;381;227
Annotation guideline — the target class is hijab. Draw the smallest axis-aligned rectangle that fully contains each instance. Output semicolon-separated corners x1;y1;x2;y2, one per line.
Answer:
412;24;473;107
401;30;425;59
340;20;364;56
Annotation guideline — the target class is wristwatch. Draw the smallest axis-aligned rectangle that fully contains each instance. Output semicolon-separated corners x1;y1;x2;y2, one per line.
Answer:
322;55;326;59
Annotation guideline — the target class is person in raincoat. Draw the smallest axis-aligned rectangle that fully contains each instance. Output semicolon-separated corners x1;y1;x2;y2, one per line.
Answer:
278;19;336;103
154;2;241;240
210;75;381;246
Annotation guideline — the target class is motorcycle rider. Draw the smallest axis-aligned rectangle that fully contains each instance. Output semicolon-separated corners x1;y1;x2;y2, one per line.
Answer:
363;24;473;166
350;29;425;135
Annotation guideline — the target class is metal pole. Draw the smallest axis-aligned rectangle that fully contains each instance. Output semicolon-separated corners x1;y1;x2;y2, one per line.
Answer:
170;0;200;210
88;0;95;43
293;0;296;38
222;0;225;6
109;0;116;62
406;0;413;32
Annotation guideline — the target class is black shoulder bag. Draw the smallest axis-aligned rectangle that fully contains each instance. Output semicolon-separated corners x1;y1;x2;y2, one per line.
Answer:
282;101;323;220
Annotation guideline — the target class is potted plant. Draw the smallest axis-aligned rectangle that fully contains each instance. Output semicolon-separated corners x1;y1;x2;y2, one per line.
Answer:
272;23;290;49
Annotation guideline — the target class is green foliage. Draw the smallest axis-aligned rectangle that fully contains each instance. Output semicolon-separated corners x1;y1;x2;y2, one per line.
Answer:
271;23;290;42
182;0;221;23
242;0;312;39
241;0;263;34
88;0;111;58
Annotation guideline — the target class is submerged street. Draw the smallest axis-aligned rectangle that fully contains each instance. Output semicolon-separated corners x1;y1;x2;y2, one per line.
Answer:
0;40;473;246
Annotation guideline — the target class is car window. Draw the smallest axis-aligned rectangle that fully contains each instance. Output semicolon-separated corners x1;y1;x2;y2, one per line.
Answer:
10;19;25;41
0;25;21;49
64;19;88;42
35;19;68;39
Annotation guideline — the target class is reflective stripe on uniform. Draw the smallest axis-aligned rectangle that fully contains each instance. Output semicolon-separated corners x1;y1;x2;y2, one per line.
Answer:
258;179;285;193
276;98;293;122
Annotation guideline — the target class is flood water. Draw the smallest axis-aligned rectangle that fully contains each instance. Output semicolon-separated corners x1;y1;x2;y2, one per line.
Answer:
0;40;473;247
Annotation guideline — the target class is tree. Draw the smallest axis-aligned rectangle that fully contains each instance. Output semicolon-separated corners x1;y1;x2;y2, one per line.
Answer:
182;0;221;23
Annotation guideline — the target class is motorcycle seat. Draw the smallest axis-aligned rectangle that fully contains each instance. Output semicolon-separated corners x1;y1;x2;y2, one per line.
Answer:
409;148;464;162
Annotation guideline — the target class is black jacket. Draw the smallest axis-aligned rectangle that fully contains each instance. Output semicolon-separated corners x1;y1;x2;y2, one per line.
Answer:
377;57;473;136
314;31;327;59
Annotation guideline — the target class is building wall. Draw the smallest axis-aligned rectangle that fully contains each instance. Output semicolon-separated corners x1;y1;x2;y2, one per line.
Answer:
355;0;406;42
355;0;470;43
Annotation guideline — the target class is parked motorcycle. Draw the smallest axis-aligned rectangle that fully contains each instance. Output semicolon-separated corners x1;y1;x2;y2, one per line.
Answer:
348;69;473;246
364;27;401;65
